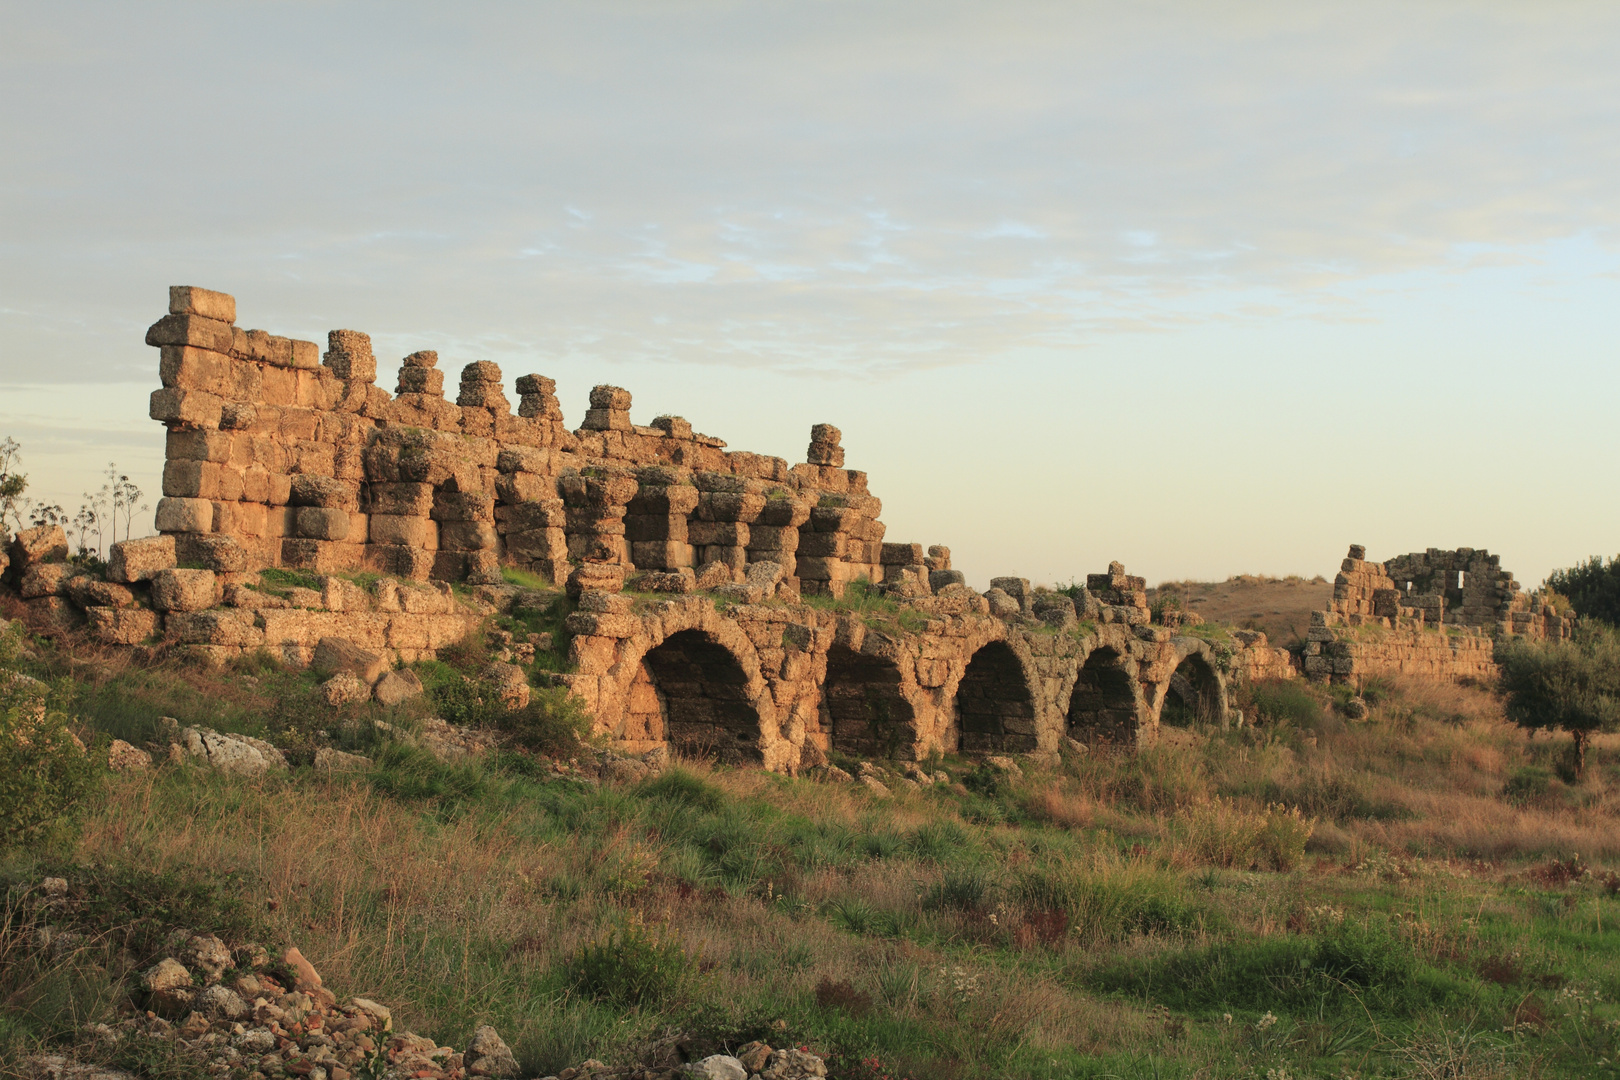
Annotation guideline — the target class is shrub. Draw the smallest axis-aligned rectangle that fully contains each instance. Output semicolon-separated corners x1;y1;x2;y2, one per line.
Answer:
1012;861;1202;941
1498;625;1620;778
1545;556;1620;627
924;865;992;913
1247;679;1323;727
1175;798;1314;871
564;914;694;1008
1502;765;1554;806
961;763;1007;798
0;648;98;849
637;767;726;812
500;685;591;756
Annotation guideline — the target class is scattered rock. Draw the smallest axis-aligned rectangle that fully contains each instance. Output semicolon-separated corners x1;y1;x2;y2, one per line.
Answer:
859;774;891;797
314;747;372;772
761;1048;828;1079
183;934;232;980
150;568;219;613
373;668;425;706
106;535;177;583
464;1025;520;1078
320;671;371;706
107;739;152;772
140;958;192;994
684;1055;747;1080
41;877;68;898
312;636;388;685
194;984;248;1020
180;726;288;774
984;755;1023;778
283;946;322;990
1342;697;1370;720
736;1042;772;1074
481;661;531;710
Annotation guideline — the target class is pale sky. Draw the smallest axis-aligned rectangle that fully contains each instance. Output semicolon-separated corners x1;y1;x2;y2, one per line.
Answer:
2;2;1617;589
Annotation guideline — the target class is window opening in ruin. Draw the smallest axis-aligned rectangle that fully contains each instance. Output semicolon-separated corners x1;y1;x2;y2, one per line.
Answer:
1066;647;1138;747
1457;571;1465;590
1161;654;1222;728
637;629;763;764
820;645;916;759
953;642;1038;754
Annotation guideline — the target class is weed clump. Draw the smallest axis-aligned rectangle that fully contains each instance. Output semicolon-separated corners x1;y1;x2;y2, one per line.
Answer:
564;915;694;1008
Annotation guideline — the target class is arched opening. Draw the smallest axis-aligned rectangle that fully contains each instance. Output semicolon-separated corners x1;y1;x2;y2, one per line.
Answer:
954;642;1037;754
1161;653;1223;728
820;646;916;759
638;630;762;763
1067;647;1138;746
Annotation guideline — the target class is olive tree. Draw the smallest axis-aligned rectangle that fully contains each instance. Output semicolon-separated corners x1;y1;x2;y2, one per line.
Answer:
1498;625;1620;780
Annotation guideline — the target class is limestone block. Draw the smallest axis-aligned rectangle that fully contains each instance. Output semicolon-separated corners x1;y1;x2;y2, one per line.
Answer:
496;500;568;531
567;562;625;598
366;482;435;517
698;491;766;523
432;491;496;522
281;538;363;572
430;550;467;580
296;506;350;541
290;474;360;510
146;313;234;353
168;610;264;648
564;611;639;638
796;532;845;558
373;668;424;706
181;726;288;774
495;471;556;503
151;568;220;612
163;460;244;501
690;521;749;547
9;524;68;570
880;542;924;565
158;345;235;394
368;515;436;548
67;578;134;608
168;285;236;323
165;428;238;464
440;521;498;551
313;636;389;685
155;497;215;534
20;563;79;598
149;388;223;428
108;534;177;582
458;385;510;410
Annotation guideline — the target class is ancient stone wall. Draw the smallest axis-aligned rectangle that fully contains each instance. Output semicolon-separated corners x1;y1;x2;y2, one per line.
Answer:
141;286;899;603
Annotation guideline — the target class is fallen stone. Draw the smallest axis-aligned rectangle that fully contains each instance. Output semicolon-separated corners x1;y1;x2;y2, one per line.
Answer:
481;661;531;710
107;739;153;772
183;934;232;980
141;958;192;994
373;668;425;707
312;637;388;685
283;946;321;989
684;1056;747;1080
859;774;891;797
985;755;1023;778
320;672;371;706
8;524;68;570
194;984;247;1020
736;1042;772;1074
180;726;288;774
761;1048;828;1080
464;1025;520;1078
314;747;372;772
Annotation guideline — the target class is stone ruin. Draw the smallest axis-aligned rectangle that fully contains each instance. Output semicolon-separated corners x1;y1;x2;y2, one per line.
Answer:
0;287;1576;768
1303;544;1573;687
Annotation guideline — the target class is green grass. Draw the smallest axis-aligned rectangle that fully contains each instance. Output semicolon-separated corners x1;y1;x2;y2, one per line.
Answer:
5;625;1620;1078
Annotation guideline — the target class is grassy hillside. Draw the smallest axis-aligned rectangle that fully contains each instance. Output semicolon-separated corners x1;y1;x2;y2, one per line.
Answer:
3;612;1620;1079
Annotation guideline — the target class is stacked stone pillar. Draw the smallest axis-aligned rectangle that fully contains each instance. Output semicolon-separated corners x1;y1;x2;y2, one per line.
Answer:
691;473;765;578
625;466;699;572
560;469;638;567
1086;561;1150;625
748;492;810;583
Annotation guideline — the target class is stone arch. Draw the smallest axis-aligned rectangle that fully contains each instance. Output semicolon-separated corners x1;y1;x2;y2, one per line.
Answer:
635;628;765;764
1066;645;1140;746
954;640;1039;753
1161;650;1225;727
820;644;917;759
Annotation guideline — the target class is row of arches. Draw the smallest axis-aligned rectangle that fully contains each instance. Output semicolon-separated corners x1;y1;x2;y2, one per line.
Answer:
623;626;1227;764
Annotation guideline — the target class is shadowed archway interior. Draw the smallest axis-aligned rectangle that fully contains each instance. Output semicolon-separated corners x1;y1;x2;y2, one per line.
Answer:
1066;647;1138;746
638;629;762;763
820;645;916;758
954;641;1037;753
1163;653;1223;727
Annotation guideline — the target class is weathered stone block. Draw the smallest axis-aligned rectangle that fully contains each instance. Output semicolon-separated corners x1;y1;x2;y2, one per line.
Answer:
367;515;436;547
87;606;160;646
296;506;350;541
150;388;224;428
168;286;236;324
146;313;234;353
440;521;498;551
396;366;444;395
107;535;176;582
20;562;77;598
289;475;360;510
154;497;214;534
151;568;220;612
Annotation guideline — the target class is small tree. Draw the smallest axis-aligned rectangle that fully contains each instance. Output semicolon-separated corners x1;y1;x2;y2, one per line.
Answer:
1498;625;1620;780
0;436;26;534
1547;556;1620;627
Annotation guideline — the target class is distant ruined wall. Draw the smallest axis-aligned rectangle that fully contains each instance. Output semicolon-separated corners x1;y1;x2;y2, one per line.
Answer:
143;286;896;599
1305;543;1572;688
9;286;1581;771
